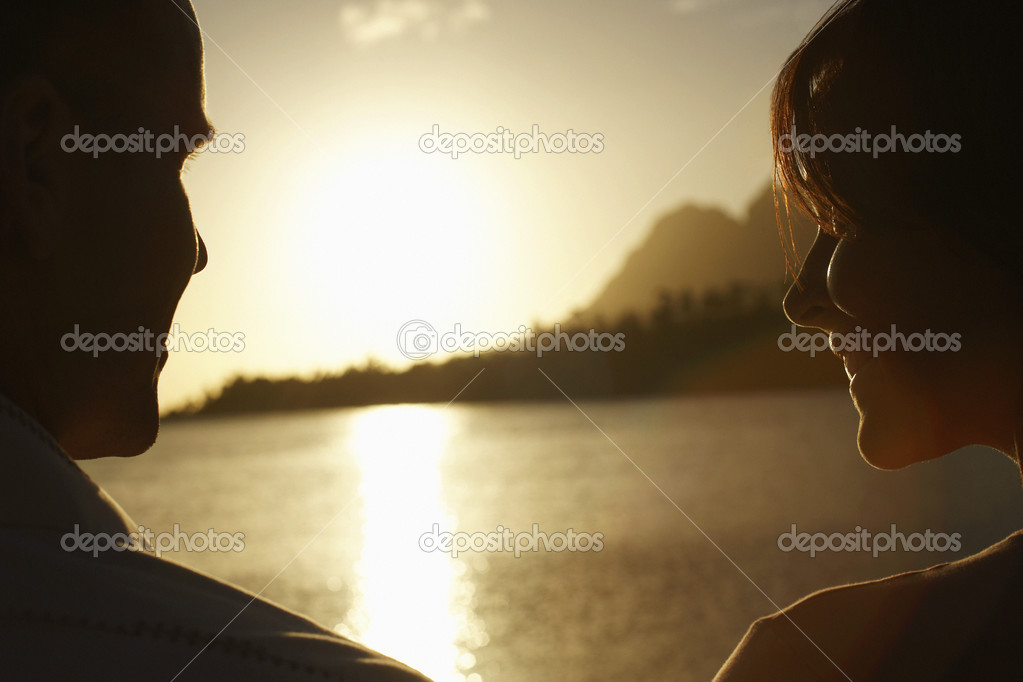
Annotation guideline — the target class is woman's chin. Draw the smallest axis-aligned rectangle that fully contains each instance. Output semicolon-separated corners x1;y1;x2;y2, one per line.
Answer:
855;404;953;470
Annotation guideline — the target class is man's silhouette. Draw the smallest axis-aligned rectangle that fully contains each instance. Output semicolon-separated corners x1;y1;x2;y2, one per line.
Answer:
0;1;430;678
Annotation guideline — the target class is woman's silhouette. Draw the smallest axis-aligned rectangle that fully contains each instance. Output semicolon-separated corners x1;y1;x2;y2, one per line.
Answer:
717;0;1023;679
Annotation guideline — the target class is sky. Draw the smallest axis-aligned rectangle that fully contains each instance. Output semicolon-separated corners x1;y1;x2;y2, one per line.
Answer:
162;0;837;410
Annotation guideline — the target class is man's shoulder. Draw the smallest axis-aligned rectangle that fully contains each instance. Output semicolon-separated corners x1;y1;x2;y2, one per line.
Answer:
715;531;1023;681
0;530;431;681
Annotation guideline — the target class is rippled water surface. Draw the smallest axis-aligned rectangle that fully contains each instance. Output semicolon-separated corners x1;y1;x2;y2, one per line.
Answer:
83;390;1023;681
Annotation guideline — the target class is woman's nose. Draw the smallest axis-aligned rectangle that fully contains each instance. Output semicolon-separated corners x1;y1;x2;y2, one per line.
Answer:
783;228;838;328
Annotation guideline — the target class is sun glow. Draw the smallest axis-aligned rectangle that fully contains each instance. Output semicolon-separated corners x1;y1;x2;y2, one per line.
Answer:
340;405;487;681
280;142;499;365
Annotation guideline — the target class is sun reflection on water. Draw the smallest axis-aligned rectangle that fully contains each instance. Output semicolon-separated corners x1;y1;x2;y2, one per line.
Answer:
337;405;486;681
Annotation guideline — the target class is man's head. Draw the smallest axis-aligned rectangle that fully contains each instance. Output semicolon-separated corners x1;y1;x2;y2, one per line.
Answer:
0;0;209;459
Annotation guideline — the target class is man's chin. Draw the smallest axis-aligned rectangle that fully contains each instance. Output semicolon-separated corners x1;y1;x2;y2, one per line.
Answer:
62;390;161;460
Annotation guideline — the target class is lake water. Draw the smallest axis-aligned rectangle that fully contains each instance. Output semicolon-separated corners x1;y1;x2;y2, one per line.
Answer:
82;389;1023;681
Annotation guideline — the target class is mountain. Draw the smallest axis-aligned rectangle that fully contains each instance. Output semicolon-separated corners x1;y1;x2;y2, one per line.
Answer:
578;183;817;323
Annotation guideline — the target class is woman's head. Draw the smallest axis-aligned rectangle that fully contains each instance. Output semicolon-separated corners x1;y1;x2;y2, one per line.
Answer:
775;0;1023;469
773;0;1015;252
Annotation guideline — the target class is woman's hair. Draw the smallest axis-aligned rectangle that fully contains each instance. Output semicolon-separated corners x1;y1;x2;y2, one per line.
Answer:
772;0;1018;273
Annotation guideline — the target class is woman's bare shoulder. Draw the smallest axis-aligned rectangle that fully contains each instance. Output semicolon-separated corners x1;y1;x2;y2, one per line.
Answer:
715;530;1023;681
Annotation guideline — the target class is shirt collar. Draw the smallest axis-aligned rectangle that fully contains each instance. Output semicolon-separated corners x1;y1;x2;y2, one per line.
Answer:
0;391;140;539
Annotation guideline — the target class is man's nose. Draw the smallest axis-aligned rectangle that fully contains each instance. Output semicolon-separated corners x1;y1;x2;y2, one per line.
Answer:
194;231;208;274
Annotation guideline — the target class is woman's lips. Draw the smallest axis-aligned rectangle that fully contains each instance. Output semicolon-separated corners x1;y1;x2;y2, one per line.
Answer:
840;349;874;381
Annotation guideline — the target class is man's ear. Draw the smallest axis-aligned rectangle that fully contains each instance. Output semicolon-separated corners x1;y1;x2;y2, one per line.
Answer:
0;75;72;261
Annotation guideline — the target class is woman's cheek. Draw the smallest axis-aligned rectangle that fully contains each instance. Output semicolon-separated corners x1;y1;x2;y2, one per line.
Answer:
826;240;881;322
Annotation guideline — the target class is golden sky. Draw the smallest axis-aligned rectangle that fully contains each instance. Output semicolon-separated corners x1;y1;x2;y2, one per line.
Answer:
163;0;834;410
